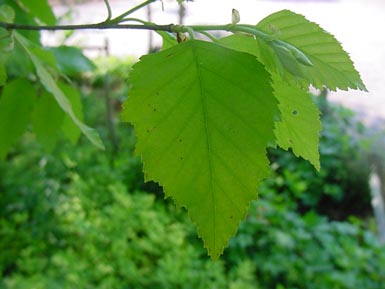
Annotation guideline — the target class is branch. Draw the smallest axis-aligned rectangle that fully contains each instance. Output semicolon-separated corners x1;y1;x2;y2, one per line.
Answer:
0;21;175;32
0;21;275;44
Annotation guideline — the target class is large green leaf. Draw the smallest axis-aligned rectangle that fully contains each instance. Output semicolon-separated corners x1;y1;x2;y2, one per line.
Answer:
122;40;277;258
255;10;366;91
273;75;321;170
0;79;35;159
15;32;104;150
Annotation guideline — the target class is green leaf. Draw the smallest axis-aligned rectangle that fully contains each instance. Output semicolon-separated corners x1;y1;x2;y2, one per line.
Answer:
122;40;277;258
0;0;40;44
30;47;58;69
156;31;178;50
0;58;6;85
218;34;308;81
273;75;321;170
0;79;35;159
0;4;15;22
18;0;56;25
15;32;104;150
218;34;259;57
0;5;15;53
47;46;96;76
32;89;64;151
60;82;83;144
256;10;366;91
0;29;14;53
4;44;34;77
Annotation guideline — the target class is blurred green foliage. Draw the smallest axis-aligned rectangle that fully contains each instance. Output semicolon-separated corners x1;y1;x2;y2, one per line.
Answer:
1;58;384;288
226;190;385;289
0;131;255;289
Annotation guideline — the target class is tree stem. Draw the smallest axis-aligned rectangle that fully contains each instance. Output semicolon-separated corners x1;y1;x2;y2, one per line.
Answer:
0;21;175;32
0;21;273;42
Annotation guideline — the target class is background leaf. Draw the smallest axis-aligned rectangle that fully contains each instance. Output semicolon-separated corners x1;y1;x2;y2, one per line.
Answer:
31;89;64;152
0;0;40;44
0;4;14;22
15;32;104;150
18;0;56;25
122;40;277;258
60;82;84;144
47;46;96;76
0;79;35;159
0;59;6;85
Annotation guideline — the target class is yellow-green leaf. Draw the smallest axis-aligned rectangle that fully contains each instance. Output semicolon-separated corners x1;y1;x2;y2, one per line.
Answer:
273;75;321;170
256;10;367;91
122;40;277;259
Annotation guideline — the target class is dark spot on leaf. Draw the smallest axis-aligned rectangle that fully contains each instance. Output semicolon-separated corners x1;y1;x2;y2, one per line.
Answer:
180;156;184;160
229;215;233;219
153;108;157;112
146;129;150;133
292;110;298;116
179;139;182;142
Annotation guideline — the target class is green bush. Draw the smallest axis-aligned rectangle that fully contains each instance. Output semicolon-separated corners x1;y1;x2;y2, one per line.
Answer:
225;188;385;289
0;136;258;289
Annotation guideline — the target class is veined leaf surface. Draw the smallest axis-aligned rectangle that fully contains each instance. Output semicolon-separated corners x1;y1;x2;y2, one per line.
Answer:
273;75;321;170
218;36;321;169
256;10;366;91
122;40;277;258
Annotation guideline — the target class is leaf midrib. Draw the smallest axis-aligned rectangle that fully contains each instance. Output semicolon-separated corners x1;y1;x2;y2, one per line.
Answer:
191;42;217;253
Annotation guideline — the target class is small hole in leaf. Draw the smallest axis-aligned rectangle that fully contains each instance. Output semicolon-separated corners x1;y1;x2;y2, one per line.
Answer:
292;110;298;116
